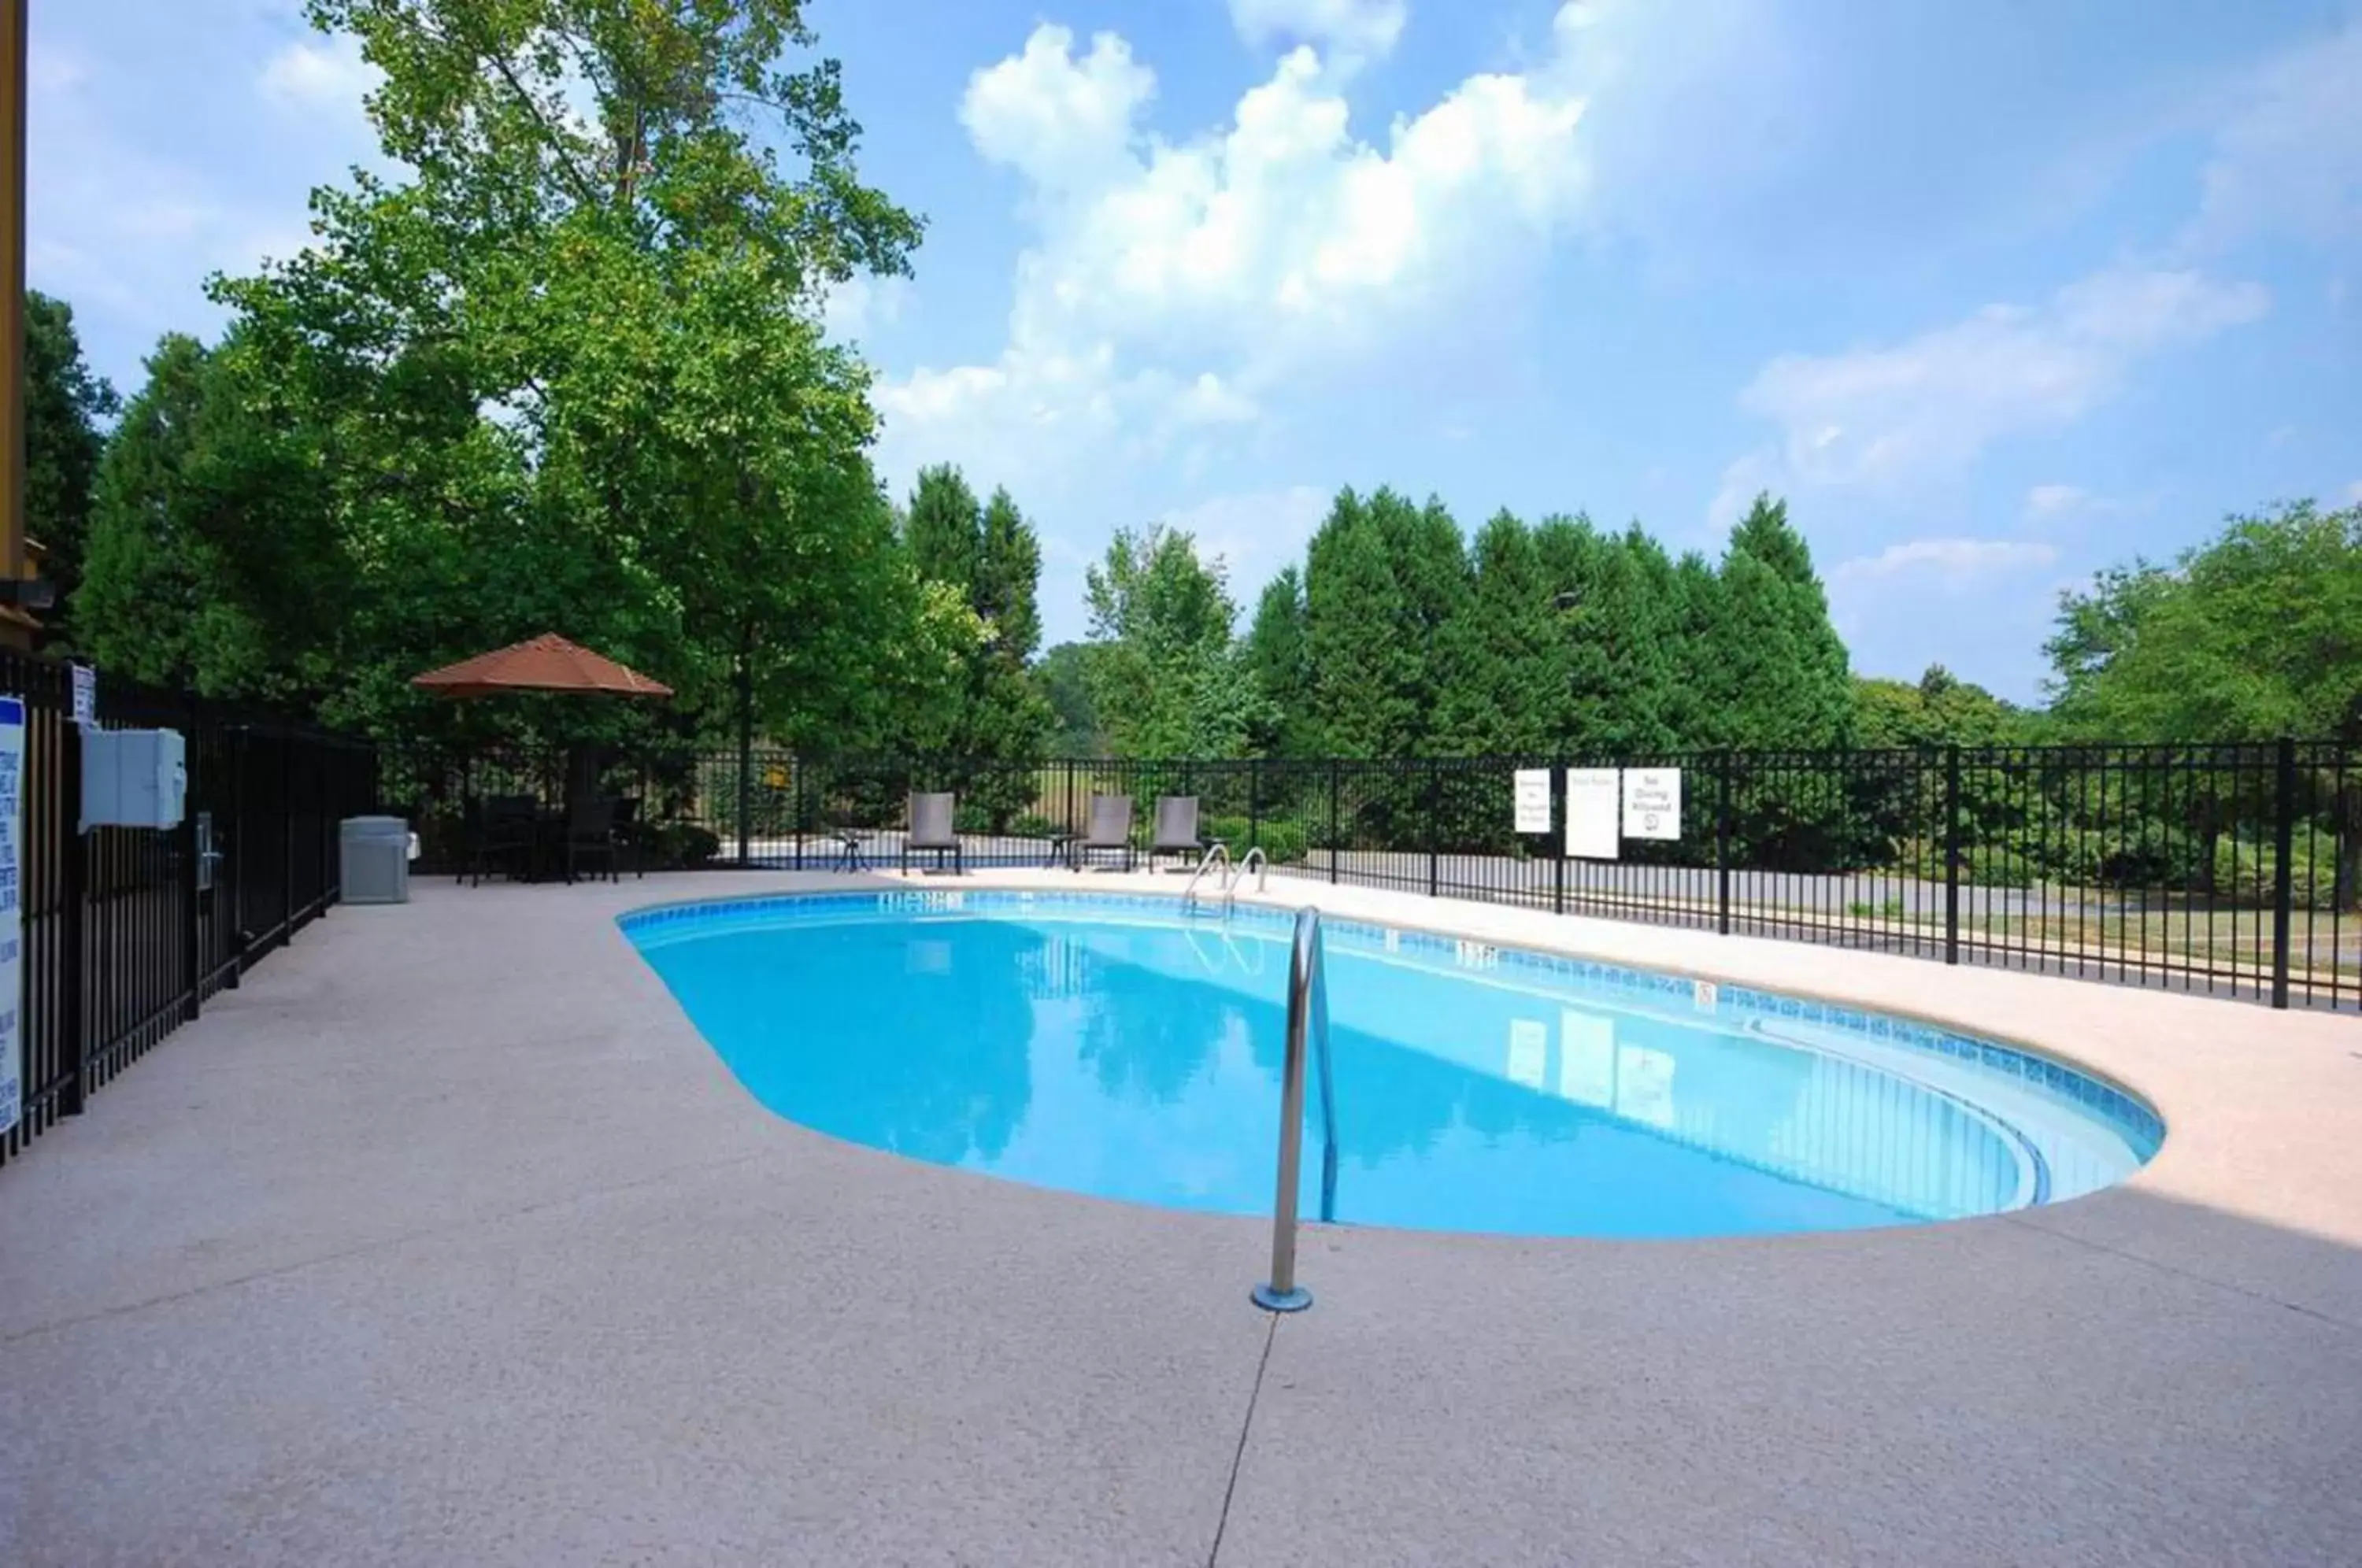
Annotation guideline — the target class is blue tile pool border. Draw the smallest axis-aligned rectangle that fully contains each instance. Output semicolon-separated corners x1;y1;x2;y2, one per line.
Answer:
618;888;2166;1160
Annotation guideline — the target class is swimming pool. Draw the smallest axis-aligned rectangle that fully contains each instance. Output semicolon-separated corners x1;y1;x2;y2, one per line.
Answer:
623;891;2163;1240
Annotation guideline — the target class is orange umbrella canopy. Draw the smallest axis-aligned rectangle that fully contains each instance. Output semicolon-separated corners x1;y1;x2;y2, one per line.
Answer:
410;633;673;699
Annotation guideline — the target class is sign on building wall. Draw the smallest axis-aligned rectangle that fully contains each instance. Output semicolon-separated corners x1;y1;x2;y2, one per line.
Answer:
0;696;24;1138
1622;767;1683;841
1564;767;1620;860
1512;768;1552;835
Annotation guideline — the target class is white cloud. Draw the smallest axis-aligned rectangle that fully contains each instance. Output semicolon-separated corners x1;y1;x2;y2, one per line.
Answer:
2345;479;2362;505
1710;265;2269;526
258;35;377;113
1831;538;2060;585
1155;485;1330;605
2024;483;2092;520
1227;0;1408;61
876;11;1595;507
2182;18;2362;253
820;274;911;344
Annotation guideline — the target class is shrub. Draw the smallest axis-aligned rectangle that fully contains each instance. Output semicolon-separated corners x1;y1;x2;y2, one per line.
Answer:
1203;814;1309;865
654;823;720;868
1009;812;1057;839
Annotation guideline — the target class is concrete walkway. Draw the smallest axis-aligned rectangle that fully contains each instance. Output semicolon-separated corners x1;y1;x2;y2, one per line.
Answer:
2;870;2359;1566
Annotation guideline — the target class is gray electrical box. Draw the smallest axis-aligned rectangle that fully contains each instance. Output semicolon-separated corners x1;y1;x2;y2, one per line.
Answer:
81;727;188;830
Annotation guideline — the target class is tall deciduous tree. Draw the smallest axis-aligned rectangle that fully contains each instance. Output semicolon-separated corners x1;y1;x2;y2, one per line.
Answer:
120;0;940;754
1084;523;1263;758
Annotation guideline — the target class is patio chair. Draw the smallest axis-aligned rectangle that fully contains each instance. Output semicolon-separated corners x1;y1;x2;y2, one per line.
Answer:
901;791;963;875
611;796;647;879
469;794;540;886
1149;796;1205;871
564;796;619;884
1072;793;1135;871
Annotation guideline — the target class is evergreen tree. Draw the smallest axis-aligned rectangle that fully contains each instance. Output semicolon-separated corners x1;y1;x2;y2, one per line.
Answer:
23;290;118;640
1706;494;1853;749
1242;565;1313;755
76;335;217;686
1434;510;1557;756
1305;487;1419;758
891;467;1049;811
904;464;982;589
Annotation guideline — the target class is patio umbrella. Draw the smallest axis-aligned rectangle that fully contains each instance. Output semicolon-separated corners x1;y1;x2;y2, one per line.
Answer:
412;634;674;840
410;632;672;699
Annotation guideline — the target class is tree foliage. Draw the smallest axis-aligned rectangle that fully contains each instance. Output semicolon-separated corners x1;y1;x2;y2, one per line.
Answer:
1083;523;1264;759
73;0;947;760
20;290;118;638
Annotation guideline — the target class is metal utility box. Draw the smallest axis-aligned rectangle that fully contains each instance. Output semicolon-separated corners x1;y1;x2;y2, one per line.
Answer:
81;727;187;831
339;816;412;905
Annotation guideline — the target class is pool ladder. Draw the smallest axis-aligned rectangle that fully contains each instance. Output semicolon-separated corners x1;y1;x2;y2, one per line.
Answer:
1254;905;1337;1314
1180;843;1269;917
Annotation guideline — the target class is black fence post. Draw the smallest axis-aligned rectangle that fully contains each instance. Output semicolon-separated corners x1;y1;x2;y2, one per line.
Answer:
2272;735;2296;1009
734;668;753;871
1552;760;1567;917
1716;752;1732;937
1426;760;1440;897
1943;744;1961;966
178;693;202;1020
280;736;295;950
1248;756;1262;853
1327;759;1342;886
57;714;85;1116
179;798;201;1023
226;727;245;986
792;759;807;872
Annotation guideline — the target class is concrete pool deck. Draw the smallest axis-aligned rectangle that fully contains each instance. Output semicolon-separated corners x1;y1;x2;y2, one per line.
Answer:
2;867;2358;1565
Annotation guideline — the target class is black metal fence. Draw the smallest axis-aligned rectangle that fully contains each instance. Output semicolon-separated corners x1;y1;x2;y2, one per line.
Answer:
385;740;2357;1013
0;649;377;1167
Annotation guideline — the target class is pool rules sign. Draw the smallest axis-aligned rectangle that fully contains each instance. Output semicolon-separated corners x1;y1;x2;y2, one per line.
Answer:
0;696;23;1138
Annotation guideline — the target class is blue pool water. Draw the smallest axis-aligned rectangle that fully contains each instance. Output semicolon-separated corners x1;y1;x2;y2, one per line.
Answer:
624;892;2162;1240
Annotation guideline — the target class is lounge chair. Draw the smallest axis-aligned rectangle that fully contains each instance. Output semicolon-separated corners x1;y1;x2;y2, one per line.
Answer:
1149;795;1205;871
468;794;540;886
1072;793;1135;871
564;796;618;884
901;791;964;875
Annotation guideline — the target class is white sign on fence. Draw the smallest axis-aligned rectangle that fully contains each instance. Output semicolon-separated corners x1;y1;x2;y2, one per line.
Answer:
1564;767;1620;860
1512;768;1552;835
1622;767;1683;841
0;695;24;1138
69;663;95;727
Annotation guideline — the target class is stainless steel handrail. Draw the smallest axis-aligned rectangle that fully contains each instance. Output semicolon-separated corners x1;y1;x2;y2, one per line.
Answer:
1253;905;1333;1313
1179;841;1231;914
1224;846;1268;913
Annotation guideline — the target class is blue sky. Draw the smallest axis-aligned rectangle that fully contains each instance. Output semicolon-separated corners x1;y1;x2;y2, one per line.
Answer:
28;0;2362;701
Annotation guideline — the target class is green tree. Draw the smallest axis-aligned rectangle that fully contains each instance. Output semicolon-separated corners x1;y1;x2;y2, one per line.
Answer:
890;468;1050;803
129;0;936;764
2045;499;2362;901
75;335;222;686
1083;523;1264;758
1242;565;1312;755
1036;642;1102;756
1700;495;1853;751
1434;510;1557;756
22;290;118;637
1305;487;1420;758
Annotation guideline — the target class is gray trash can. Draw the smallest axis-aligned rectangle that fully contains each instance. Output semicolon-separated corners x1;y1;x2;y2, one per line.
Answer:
340;815;412;905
